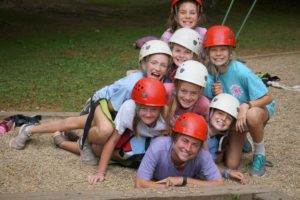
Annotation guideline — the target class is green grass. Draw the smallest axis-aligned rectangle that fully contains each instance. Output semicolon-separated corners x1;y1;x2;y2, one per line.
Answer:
0;0;299;111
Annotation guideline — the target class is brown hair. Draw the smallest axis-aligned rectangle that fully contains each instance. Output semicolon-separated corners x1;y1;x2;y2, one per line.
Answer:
166;0;205;33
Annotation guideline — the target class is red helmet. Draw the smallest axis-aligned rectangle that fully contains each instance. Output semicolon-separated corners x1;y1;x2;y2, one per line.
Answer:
171;0;203;8
203;25;236;48
131;78;167;106
173;112;207;141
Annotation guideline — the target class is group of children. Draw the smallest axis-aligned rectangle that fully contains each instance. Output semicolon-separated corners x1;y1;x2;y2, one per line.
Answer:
9;0;275;188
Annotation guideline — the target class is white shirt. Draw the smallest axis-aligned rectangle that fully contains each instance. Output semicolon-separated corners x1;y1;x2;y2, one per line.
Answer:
114;99;166;137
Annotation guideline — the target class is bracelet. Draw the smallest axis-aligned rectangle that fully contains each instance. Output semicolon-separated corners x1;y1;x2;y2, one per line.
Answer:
223;168;231;179
181;176;187;186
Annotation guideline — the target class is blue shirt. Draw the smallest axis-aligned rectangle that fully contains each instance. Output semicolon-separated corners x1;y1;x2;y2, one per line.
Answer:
92;71;144;112
204;60;275;117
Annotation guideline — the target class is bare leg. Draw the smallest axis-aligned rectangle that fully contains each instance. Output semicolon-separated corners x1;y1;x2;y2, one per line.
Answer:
225;130;246;169
246;107;269;143
87;105;114;145
29;115;88;135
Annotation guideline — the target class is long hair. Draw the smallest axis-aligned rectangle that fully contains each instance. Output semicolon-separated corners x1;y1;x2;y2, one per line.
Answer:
166;0;205;33
132;104;169;138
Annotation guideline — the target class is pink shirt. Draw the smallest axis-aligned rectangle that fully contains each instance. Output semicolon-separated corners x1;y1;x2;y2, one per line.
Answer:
164;83;210;126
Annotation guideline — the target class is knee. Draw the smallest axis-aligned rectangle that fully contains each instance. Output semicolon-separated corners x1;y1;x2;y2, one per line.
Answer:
225;157;240;170
95;124;114;138
246;108;263;126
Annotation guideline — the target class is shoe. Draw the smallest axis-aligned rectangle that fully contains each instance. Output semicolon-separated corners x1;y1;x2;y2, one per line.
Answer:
242;135;253;153
52;131;67;147
9;124;33;150
249;154;266;176
77;137;97;166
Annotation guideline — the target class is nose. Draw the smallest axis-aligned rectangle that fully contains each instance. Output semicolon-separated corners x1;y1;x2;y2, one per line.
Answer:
184;142;192;152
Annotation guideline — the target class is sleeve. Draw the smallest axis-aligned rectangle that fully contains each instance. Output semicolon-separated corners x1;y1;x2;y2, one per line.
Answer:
160;29;172;42
110;73;142;111
245;72;269;101
203;75;215;99
136;138;160;180
164;83;175;103
198;149;222;180
114;100;136;135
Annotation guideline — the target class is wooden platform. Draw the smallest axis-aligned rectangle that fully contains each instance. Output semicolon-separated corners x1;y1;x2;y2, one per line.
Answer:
0;185;294;200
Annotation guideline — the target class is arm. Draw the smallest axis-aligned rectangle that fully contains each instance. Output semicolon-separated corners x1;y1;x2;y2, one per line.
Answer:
236;91;273;132
217;165;245;184
88;130;121;184
155;176;223;187
135;176;167;188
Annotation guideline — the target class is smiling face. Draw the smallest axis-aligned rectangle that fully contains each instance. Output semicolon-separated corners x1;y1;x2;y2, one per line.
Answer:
208;46;232;72
177;81;202;109
137;105;161;127
177;2;200;29
210;109;234;132
172;134;202;164
145;54;169;80
171;44;194;67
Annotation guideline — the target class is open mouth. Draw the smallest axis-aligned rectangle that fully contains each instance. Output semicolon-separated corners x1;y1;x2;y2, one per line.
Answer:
150;72;161;79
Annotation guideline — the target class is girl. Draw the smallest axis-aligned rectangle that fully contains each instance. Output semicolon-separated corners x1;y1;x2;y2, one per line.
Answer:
10;40;172;165
161;0;206;57
203;25;275;177
127;27;202;81
87;77;168;184
206;93;245;184
166;27;202;82
166;60;210;129
135;112;223;188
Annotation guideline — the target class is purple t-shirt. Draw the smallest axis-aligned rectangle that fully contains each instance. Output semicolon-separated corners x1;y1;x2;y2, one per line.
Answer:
137;136;221;181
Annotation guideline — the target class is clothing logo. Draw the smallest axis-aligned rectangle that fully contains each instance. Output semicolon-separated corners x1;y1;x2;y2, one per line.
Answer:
230;84;243;98
179;68;185;73
181;122;187;127
146;45;150;50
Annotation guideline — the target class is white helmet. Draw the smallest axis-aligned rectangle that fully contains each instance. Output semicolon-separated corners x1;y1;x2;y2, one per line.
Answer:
169;28;202;56
175;60;208;87
210;93;240;119
139;40;172;62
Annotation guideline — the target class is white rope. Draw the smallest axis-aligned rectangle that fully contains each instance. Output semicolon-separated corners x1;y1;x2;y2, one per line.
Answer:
268;81;300;92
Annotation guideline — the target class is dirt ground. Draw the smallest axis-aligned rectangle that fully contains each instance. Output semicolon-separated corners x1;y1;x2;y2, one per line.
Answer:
0;53;299;199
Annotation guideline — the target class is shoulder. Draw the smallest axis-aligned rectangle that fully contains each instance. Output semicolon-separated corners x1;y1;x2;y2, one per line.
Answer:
194;27;207;37
150;136;172;151
161;28;173;42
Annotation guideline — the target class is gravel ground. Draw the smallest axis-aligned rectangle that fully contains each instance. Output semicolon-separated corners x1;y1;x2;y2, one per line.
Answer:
0;53;299;199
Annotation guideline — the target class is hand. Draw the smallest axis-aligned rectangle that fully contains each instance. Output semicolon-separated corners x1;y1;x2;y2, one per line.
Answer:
126;69;139;76
236;104;249;133
155;177;184;187
212;81;223;96
88;171;105;184
229;171;246;185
